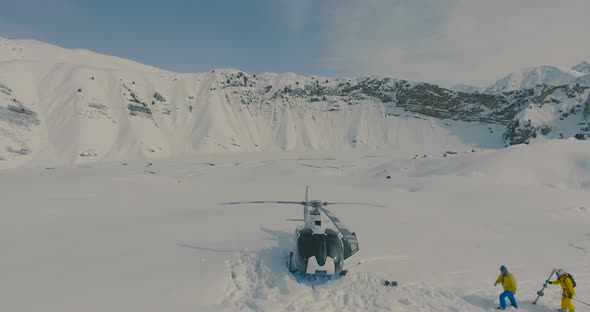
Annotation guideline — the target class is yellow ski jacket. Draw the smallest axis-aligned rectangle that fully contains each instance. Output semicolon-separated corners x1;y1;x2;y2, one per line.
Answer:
552;274;575;298
495;272;517;292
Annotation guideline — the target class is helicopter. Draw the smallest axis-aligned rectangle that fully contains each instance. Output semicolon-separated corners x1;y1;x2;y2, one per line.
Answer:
222;186;383;276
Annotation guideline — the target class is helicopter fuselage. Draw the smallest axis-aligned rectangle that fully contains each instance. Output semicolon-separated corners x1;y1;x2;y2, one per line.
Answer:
290;226;344;275
222;186;368;276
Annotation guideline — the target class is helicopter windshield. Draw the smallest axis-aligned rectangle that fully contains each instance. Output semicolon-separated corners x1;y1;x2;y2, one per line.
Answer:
297;230;314;259
298;230;343;266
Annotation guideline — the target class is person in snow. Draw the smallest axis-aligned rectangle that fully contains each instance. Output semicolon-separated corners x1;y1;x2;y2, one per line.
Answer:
548;268;576;312
494;265;518;310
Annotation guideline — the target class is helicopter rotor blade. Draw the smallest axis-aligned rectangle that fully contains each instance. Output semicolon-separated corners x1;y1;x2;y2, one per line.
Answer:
221;201;304;205
323;202;384;207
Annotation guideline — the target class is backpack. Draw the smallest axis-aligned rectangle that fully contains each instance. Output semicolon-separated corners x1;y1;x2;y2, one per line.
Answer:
567;274;576;288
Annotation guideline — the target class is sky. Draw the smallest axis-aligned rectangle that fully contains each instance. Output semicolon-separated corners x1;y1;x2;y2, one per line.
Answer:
0;0;589;86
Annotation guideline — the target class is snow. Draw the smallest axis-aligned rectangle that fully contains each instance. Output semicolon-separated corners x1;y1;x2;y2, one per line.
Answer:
0;36;160;72
1;36;589;311
572;61;590;74
577;74;590;87
0;37;507;169
485;65;585;93
450;84;483;93
3;37;589;169
1;140;589;311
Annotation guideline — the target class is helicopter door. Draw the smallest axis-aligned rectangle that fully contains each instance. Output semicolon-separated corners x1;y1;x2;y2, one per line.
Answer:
342;233;358;259
297;229;314;260
325;229;342;260
320;207;359;259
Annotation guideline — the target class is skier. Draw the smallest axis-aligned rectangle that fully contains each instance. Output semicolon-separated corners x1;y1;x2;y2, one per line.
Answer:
547;268;576;312
494;265;518;310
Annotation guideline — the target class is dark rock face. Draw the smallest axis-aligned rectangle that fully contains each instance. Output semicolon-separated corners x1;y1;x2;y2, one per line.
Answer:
6;146;31;155
219;72;588;145
153;92;166;102
583;93;590;119
2;70;589;159
122;83;153;118
504;119;536;145
0;104;40;128
127;104;152;117
0;83;11;95
242;75;578;126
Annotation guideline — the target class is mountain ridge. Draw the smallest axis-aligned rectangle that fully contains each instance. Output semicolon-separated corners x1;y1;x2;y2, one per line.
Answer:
0;37;589;168
572;61;590;74
484;65;586;93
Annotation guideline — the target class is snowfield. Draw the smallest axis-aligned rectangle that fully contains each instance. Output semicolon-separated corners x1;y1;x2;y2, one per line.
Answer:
1;139;589;312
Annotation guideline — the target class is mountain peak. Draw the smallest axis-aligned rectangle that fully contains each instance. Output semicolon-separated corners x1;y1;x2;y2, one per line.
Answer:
484;65;583;93
572;61;590;74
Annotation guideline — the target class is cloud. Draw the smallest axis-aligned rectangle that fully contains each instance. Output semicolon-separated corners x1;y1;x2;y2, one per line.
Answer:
279;0;314;31
319;0;590;86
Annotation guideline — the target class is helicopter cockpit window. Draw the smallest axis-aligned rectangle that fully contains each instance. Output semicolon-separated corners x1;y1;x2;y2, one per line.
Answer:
297;232;314;259
297;231;329;266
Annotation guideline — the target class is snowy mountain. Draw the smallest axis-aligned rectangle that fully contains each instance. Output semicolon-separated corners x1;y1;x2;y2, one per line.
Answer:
449;83;483;93
1;37;589;168
572;61;590;74
0;37;160;71
484;65;585;93
577;73;590;87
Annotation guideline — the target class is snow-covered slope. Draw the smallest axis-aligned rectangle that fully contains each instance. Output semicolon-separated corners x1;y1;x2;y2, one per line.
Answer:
1;140;589;311
1;37;589;168
0;37;506;168
0;37;159;71
572;61;590;74
0;63;503;168
450;83;483;93
577;73;590;87
485;65;584;93
502;83;590;145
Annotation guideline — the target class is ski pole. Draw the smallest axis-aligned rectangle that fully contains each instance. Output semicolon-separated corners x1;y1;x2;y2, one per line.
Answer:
346;261;362;270
339;261;361;276
572;298;590;307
